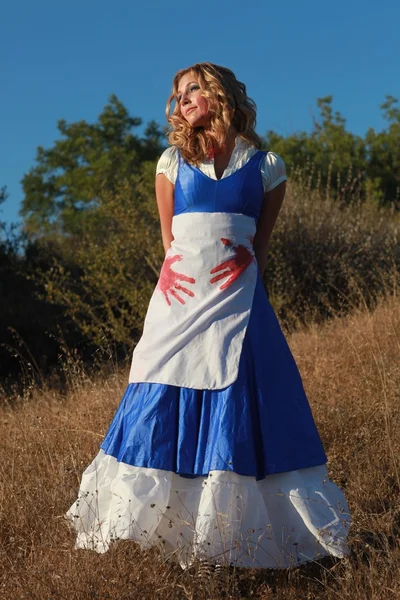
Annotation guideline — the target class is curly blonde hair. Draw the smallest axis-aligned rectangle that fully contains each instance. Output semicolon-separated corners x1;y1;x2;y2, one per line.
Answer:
166;62;261;165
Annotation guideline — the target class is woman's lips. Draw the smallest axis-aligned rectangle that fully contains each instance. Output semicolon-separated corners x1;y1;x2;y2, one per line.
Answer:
185;106;197;115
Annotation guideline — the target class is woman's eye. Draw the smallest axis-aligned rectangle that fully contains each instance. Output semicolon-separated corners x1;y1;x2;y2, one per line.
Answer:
176;84;199;104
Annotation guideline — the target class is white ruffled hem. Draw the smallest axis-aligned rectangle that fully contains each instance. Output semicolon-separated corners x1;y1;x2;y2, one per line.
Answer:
65;450;350;569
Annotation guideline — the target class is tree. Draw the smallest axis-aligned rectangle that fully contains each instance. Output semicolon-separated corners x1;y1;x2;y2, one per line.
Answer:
0;186;9;240
365;95;400;208
263;96;367;204
20;95;166;237
37;174;163;350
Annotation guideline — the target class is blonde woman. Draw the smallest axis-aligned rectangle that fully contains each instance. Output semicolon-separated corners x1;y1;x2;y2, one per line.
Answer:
67;62;350;569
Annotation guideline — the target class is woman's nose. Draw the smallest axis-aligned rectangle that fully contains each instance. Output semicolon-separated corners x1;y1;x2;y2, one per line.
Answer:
181;91;190;105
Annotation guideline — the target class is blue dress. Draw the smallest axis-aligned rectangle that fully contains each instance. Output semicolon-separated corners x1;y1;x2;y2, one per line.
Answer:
66;150;350;568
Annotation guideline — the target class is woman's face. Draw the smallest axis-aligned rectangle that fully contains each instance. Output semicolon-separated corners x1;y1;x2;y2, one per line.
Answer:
176;72;210;128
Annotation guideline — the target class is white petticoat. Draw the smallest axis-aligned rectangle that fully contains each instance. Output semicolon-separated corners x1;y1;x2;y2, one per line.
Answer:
66;450;350;569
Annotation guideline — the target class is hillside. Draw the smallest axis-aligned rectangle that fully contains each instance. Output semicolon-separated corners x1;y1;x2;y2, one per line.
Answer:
0;292;399;599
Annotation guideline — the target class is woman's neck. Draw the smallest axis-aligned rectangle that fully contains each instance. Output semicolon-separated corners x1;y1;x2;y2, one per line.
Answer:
212;128;237;157
210;129;238;179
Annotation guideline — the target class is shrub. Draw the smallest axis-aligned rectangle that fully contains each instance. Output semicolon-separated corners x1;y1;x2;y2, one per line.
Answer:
37;163;400;351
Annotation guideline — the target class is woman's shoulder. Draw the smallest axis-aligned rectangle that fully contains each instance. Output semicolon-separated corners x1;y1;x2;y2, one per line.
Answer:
158;145;179;161
156;146;179;184
264;149;284;163
238;138;285;169
260;150;287;193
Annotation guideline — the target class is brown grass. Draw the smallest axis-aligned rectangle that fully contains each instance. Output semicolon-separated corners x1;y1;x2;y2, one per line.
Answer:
1;290;400;599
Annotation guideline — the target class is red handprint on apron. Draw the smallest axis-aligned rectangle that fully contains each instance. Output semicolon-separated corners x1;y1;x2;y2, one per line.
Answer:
210;237;254;290
157;254;196;306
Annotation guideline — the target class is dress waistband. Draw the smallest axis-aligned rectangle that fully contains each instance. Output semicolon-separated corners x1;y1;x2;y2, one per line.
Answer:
171;212;256;240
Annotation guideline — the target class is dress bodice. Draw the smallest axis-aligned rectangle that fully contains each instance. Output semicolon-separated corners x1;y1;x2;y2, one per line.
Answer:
174;151;266;220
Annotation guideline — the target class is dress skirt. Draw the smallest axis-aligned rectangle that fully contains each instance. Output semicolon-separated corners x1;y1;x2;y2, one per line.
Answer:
66;213;350;568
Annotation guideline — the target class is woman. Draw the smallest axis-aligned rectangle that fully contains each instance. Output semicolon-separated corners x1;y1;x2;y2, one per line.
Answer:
66;62;350;569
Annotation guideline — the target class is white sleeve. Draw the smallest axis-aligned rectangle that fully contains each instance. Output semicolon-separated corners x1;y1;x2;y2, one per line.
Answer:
261;151;287;193
155;146;179;185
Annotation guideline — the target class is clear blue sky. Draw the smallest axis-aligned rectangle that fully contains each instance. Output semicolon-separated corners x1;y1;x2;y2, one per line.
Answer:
1;0;399;225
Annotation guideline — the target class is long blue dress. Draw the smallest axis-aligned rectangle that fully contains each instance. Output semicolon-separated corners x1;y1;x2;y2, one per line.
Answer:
66;150;350;568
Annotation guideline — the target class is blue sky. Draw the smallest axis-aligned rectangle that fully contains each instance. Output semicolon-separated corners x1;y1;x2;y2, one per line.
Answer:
1;0;399;225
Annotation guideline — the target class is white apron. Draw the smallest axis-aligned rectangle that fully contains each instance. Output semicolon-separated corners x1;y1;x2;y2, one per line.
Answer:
129;212;258;390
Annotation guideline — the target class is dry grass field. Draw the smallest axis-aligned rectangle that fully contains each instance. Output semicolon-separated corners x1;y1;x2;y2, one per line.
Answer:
1;288;399;599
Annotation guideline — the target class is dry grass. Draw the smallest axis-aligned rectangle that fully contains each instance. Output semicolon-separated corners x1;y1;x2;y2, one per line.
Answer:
1;290;400;599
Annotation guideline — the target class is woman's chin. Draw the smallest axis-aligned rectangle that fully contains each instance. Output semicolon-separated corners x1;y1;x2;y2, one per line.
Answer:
188;117;210;130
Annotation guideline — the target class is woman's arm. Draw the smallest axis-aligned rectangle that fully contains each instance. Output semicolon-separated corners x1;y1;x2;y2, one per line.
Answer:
155;174;175;254
253;181;286;276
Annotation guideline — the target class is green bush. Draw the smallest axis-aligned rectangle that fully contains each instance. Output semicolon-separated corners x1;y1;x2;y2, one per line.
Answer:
37;165;400;352
38;163;163;350
266;176;399;330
